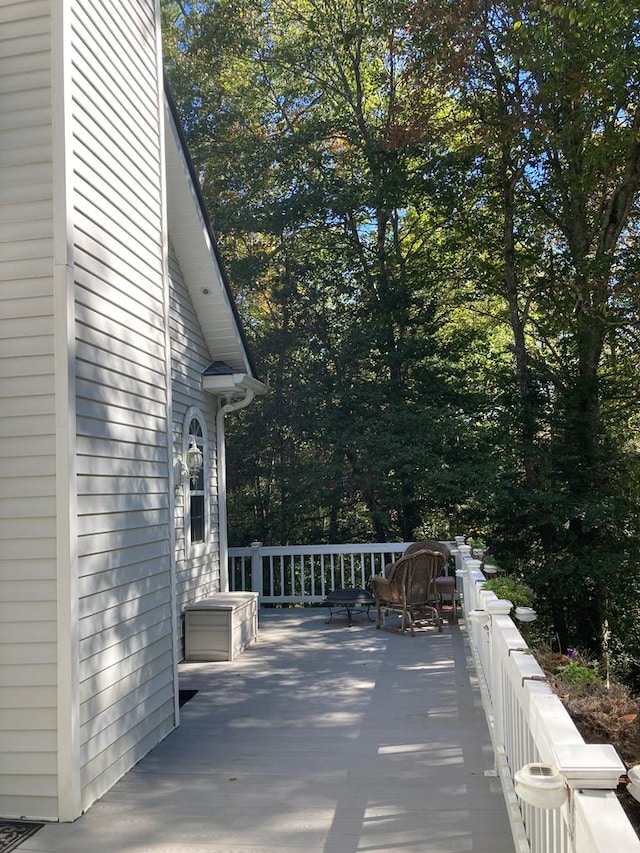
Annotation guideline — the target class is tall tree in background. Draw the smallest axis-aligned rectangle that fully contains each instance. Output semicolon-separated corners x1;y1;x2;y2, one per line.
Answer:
409;0;640;652
163;0;485;545
163;0;640;663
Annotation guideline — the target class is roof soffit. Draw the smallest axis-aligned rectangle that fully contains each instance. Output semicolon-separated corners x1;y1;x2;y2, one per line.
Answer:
163;94;256;377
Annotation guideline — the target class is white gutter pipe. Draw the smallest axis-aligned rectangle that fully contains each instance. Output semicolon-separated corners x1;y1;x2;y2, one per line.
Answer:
204;368;267;591
215;387;256;592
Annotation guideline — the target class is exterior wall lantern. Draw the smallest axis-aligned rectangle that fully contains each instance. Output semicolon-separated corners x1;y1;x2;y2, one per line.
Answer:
185;439;204;484
175;439;204;490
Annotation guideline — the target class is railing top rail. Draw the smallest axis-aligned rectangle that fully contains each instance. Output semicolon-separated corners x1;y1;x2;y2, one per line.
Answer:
229;542;415;557
491;614;587;757
229;541;456;555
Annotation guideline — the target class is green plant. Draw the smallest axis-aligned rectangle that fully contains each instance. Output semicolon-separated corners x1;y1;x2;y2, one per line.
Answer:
482;576;534;608
556;661;601;686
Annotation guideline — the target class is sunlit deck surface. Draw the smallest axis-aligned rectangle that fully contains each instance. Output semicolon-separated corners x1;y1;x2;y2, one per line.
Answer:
23;610;514;853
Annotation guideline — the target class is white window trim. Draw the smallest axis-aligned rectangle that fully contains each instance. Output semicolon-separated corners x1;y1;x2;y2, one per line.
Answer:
183;406;209;557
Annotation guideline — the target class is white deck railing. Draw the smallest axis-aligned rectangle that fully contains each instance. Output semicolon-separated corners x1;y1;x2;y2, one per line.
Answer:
228;540;640;851
228;541;411;603
456;546;640;853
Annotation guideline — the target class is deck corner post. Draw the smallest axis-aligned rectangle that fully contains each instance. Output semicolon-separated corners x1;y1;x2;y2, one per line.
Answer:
250;541;264;600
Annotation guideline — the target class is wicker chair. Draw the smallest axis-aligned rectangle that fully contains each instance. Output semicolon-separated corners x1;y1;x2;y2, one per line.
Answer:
404;540;457;623
370;548;445;636
404;539;450;563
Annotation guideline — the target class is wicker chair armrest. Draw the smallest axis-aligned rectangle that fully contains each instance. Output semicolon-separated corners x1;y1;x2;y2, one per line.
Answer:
370;574;401;604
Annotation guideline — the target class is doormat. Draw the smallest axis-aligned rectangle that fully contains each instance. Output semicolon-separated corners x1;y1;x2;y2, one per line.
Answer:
179;689;198;707
0;821;43;853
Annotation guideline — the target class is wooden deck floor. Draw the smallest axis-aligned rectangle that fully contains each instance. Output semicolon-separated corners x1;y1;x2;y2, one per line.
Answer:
21;610;515;853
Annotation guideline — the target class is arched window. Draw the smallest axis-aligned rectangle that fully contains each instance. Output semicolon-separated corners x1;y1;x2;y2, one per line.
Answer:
184;411;208;550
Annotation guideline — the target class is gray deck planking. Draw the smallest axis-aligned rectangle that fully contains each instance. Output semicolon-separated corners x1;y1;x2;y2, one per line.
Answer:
20;610;515;853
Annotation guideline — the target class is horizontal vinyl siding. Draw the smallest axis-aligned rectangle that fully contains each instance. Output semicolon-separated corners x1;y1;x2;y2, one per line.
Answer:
0;0;58;821
71;0;174;812
169;241;220;626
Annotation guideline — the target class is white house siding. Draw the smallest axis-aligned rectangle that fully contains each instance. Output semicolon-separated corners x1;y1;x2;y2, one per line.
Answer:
70;0;175;811
168;240;220;631
0;0;59;820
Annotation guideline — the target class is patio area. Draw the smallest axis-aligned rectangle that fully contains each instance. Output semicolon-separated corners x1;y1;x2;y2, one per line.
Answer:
19;609;514;853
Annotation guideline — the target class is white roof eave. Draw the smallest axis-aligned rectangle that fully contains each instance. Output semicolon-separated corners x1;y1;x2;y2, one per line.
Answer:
164;96;256;377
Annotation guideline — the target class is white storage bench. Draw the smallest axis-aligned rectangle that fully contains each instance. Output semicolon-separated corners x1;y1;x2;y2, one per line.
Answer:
184;592;258;661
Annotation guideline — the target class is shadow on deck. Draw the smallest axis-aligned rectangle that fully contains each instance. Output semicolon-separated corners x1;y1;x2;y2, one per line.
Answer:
21;610;514;853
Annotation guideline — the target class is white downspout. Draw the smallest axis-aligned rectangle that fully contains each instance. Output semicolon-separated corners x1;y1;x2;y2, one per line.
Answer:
216;388;255;592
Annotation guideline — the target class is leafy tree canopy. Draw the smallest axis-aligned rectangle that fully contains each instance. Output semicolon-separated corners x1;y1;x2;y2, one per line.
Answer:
163;0;640;664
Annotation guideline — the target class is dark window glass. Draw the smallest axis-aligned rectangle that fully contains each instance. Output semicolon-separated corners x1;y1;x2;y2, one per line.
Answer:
188;418;205;544
190;494;205;543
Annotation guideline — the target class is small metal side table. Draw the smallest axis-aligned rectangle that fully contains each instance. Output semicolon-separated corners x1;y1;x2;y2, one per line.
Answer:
322;588;376;627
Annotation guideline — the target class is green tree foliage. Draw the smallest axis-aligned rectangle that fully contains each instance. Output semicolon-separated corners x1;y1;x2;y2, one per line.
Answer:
163;0;640;663
409;0;640;652
163;0;486;545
